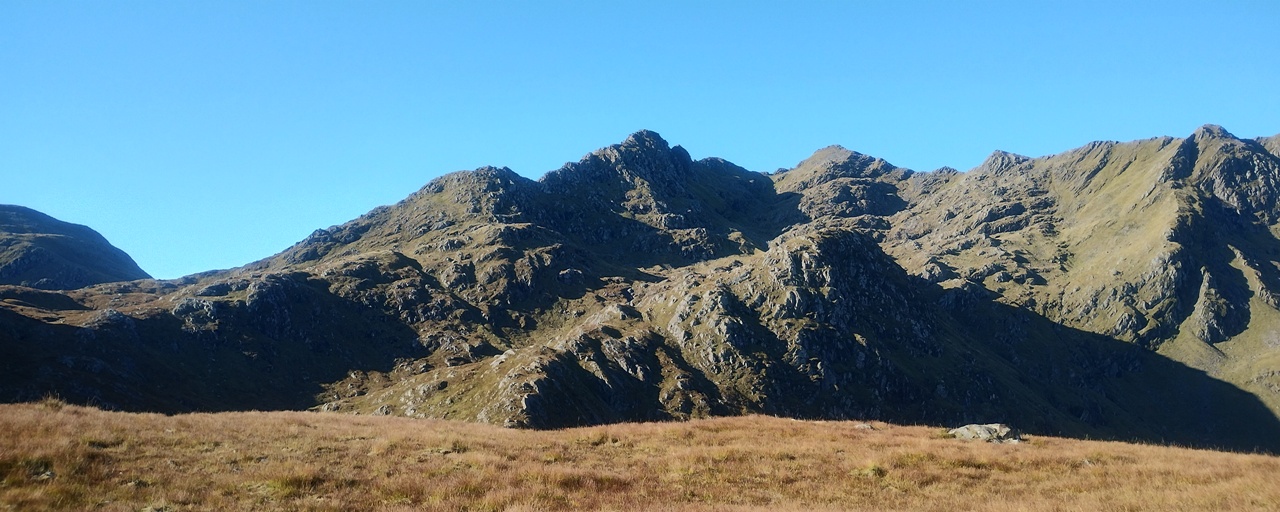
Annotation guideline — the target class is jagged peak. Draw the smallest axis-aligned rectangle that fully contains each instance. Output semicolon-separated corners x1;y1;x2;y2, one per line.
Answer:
621;129;671;150
797;145;895;174
977;150;1031;173
540;130;697;190
421;166;523;191
771;144;906;195
610;130;690;164
579;130;687;164
1081;140;1119;151
985;149;1030;160
471;165;521;178
1191;124;1237;142
814;144;856;155
798;145;860;166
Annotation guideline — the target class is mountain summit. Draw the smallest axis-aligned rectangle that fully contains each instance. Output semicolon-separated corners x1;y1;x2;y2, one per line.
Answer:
3;127;1280;452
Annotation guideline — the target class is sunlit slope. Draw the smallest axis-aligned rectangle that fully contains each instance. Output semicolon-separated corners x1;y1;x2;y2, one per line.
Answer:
4;402;1280;512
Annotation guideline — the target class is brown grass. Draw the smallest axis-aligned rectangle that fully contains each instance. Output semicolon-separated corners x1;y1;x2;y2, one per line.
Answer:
3;399;1279;511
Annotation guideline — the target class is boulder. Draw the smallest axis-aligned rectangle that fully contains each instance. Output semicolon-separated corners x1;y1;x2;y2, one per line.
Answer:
948;423;1021;443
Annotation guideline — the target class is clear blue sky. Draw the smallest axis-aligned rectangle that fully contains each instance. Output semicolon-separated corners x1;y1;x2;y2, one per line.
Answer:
3;1;1278;279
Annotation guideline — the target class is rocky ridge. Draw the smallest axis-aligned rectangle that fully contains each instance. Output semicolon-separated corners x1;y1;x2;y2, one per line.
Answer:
3;127;1280;452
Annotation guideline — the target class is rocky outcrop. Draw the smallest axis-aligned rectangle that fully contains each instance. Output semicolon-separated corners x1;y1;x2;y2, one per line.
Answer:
949;423;1021;443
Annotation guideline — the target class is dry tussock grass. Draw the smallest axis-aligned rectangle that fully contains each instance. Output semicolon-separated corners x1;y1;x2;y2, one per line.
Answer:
2;399;1279;511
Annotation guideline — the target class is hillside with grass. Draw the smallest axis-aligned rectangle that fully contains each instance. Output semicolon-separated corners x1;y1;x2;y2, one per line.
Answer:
0;205;151;290
880;126;1280;422
2;401;1278;511
3;127;1280;453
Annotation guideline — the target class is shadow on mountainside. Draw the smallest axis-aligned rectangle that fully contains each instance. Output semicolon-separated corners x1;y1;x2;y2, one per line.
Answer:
529;182;804;274
0;274;429;413
932;279;1280;454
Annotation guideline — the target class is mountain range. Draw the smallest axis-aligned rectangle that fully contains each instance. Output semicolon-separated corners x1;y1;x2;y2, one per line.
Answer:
4;125;1280;452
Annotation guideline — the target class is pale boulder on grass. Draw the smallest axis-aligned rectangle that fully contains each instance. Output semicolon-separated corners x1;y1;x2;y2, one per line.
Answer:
949;423;1021;443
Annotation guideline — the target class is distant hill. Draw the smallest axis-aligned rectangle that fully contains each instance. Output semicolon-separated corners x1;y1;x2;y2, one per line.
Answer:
0;205;150;289
3;127;1280;453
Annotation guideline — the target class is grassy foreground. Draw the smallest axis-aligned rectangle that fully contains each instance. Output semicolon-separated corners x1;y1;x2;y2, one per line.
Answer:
2;400;1278;511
